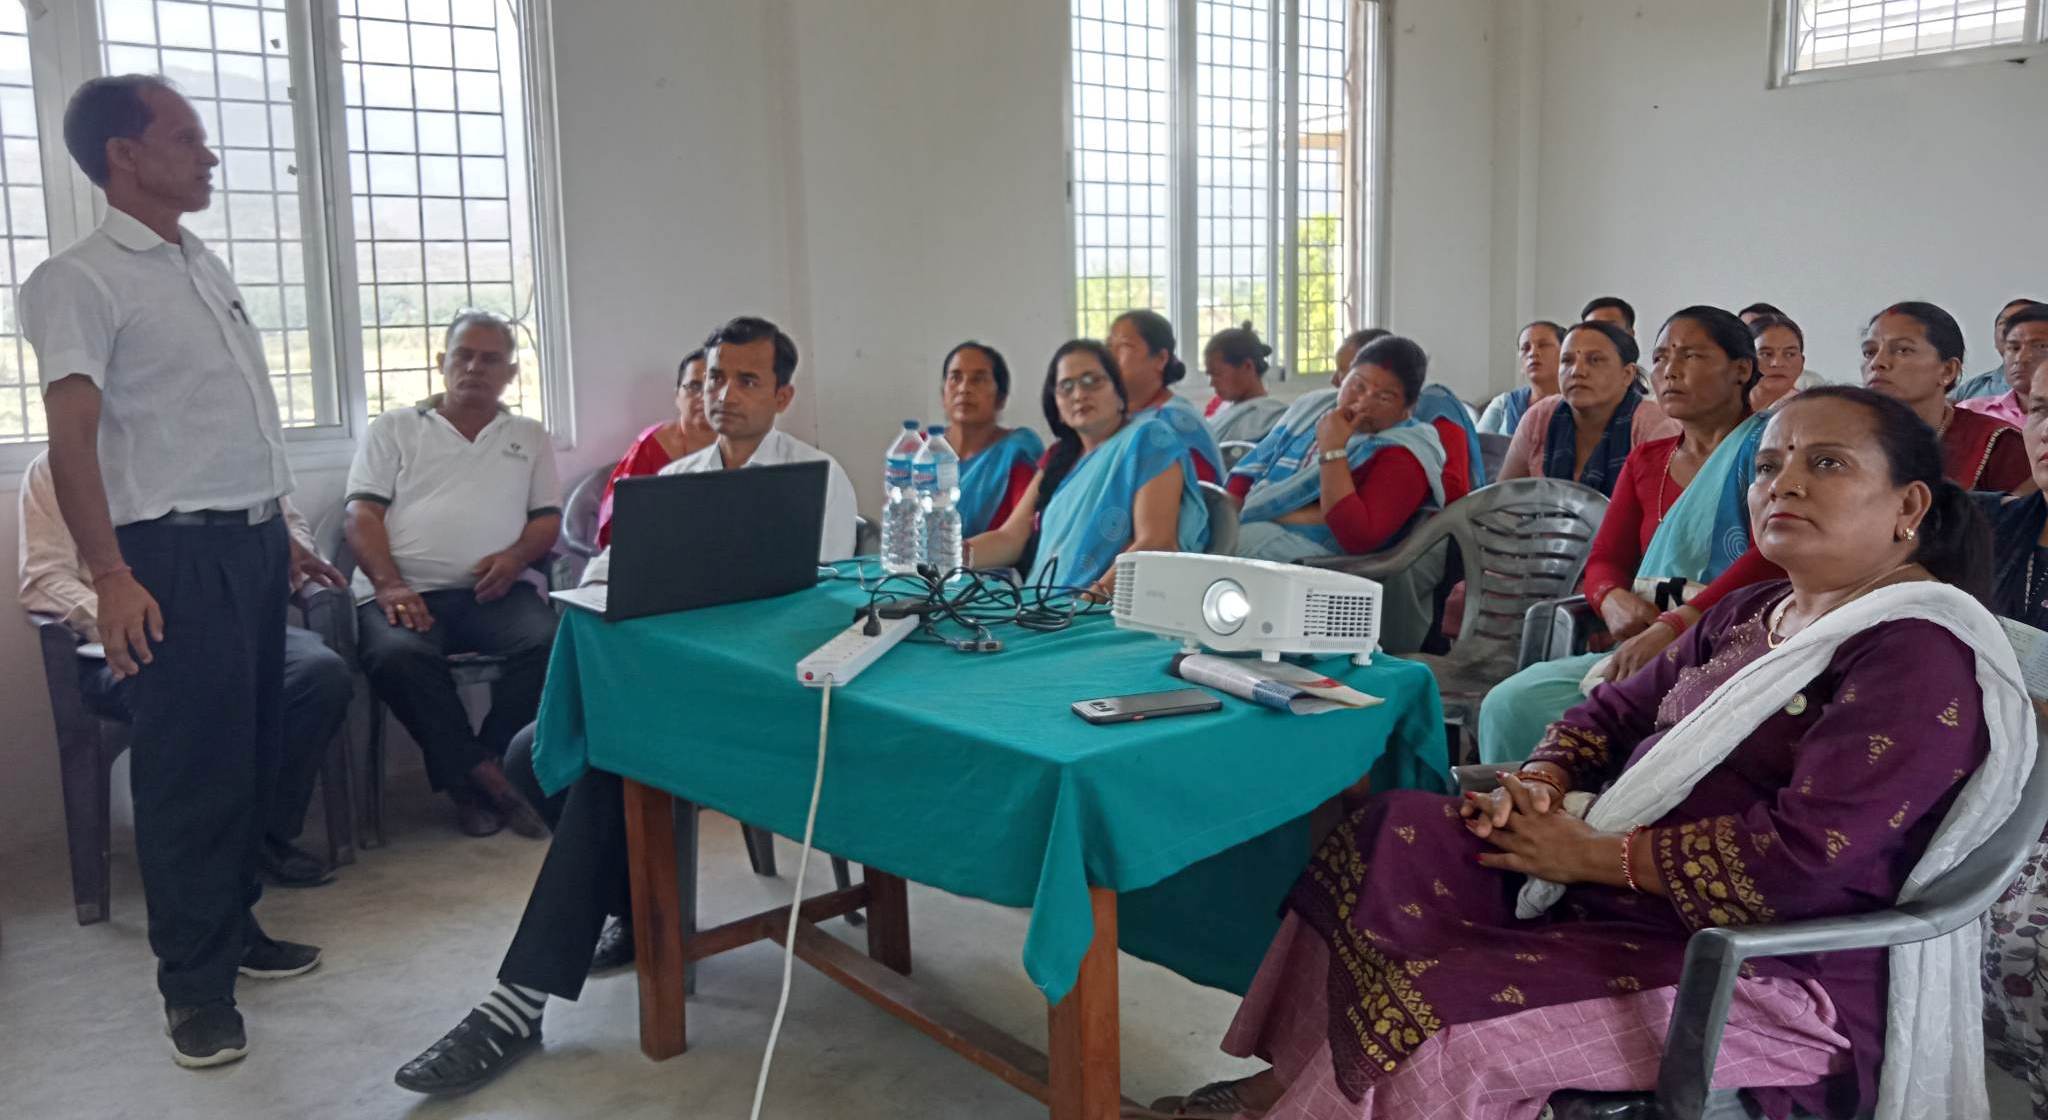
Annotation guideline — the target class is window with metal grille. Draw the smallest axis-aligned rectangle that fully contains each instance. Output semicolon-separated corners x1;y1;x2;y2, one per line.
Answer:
341;0;545;419
0;0;563;451
1777;0;2045;83
1071;0;1379;384
0;4;51;444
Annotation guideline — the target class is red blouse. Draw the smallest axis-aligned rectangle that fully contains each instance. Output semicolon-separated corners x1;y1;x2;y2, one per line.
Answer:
1579;435;1783;616
595;424;681;548
1944;407;2029;493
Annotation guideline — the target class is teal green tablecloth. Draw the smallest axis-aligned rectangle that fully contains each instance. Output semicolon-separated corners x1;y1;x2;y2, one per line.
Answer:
532;578;1446;1004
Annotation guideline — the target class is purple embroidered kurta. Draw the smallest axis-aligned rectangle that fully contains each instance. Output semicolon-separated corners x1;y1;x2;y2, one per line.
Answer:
1286;582;1989;1118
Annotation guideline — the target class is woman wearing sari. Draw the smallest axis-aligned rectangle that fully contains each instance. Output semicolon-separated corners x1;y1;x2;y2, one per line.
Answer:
1144;386;2030;1120
964;340;1208;597
1204;323;1289;445
1108;309;1226;483
1478;308;1785;765
938;340;1044;537
593;348;715;548
1478;320;1564;437
1499;321;1676;496
1862;301;2029;492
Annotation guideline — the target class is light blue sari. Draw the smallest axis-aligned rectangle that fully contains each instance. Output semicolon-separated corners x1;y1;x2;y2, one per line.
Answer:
1477;409;1771;766
1411;384;1487;490
1030;416;1211;590
1135;393;1225;481
957;427;1045;536
1227;389;1338;491
1238;419;1447;553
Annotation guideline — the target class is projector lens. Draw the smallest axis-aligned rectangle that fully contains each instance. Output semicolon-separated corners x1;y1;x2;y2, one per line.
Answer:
1202;579;1250;635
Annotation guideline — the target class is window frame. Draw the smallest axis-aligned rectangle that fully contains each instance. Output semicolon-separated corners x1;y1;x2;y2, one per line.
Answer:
1769;0;2048;88
0;0;572;480
1063;0;1389;385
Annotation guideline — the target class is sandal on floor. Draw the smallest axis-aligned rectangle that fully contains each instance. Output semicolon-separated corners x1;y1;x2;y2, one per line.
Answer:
394;1008;541;1096
1124;1078;1258;1118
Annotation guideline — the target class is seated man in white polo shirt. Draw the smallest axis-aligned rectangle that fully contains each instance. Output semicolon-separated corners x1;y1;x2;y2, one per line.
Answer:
393;314;858;1096
344;311;559;839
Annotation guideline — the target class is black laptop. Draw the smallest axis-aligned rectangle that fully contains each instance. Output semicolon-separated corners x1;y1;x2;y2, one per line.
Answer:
560;460;828;620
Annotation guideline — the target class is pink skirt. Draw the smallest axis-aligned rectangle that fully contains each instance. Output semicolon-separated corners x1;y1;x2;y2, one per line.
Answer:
1218;914;1851;1120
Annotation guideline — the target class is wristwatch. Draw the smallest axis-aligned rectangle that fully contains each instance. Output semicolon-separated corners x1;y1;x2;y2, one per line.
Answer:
1319;448;1348;464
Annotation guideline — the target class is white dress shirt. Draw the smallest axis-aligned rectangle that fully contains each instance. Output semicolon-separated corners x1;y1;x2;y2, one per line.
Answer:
18;207;293;525
17;450;319;642
344;397;560;602
581;427;858;586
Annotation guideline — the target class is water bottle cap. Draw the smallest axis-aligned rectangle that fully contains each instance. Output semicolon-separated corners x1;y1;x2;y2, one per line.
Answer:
927;425;946;435
901;419;919;429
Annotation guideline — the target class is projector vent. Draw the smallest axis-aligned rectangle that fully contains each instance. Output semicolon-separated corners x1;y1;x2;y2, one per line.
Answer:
1303;590;1376;640
1112;558;1138;616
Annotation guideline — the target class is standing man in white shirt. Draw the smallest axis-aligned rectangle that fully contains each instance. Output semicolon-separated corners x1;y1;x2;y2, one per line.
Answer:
20;75;342;1069
343;311;559;840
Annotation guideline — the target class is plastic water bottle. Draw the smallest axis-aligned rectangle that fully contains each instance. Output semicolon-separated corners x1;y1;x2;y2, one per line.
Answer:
881;420;925;573
914;425;963;576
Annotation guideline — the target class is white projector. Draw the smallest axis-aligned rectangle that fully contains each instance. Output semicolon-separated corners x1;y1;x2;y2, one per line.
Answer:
1111;552;1384;664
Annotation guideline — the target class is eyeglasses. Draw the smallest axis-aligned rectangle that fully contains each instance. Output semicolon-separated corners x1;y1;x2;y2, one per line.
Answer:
679;383;705;396
1054;371;1110;397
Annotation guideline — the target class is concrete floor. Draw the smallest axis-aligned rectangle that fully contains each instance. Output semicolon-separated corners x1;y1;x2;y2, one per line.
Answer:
0;773;2032;1119
0;773;1259;1119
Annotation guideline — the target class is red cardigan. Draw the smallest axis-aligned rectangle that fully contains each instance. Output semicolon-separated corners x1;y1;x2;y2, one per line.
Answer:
1227;448;1432;555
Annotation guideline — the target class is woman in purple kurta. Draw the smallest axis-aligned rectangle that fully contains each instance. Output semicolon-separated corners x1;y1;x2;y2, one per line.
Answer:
1147;387;2020;1120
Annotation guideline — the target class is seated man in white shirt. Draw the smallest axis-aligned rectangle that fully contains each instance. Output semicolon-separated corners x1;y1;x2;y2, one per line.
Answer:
17;451;350;888
580;315;857;586
394;314;858;1097
344;311;559;840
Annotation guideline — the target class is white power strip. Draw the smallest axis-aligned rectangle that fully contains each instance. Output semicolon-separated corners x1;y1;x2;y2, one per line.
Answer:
796;613;919;687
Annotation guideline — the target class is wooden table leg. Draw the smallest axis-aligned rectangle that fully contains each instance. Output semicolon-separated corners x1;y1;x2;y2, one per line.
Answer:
1047;887;1120;1120
621;777;687;1059
864;867;913;976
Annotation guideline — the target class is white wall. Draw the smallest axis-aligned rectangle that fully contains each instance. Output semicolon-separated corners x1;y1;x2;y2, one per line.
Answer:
1517;0;2048;388
0;0;1502;854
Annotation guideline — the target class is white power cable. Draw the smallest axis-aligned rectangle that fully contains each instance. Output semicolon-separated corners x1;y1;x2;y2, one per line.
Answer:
748;679;833;1120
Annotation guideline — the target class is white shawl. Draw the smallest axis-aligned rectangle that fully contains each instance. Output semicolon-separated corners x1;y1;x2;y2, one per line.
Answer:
1516;581;2035;1120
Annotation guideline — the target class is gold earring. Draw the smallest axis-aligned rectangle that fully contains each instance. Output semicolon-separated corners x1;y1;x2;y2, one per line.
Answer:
1898;527;1917;542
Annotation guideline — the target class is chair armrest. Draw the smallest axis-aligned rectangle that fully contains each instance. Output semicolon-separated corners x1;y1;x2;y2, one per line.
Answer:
297;584;357;665
1301;512;1445;581
1519;595;1601;669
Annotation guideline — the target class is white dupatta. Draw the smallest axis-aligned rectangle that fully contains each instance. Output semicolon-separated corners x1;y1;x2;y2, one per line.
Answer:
1516;581;2035;1120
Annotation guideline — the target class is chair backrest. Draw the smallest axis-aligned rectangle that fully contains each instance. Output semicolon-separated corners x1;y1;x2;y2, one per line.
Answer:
1477;432;1512;483
1420;478;1608;681
854;515;878;558
314;503;356;583
1218;440;1258;471
557;464;615;559
1198;480;1239;557
1892;707;2048;941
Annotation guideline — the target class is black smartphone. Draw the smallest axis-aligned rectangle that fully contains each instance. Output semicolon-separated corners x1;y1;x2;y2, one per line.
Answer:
1071;687;1223;725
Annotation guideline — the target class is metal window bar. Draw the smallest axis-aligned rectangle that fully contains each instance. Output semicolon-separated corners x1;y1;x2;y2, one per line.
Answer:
1070;0;1172;343
1193;0;1272;349
97;0;329;429
1791;0;2031;72
0;4;52;444
340;0;538;421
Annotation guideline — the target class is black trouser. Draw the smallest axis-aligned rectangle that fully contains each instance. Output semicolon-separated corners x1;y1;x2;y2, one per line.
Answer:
115;515;288;1009
355;584;558;793
497;766;631;1000
84;625;350;846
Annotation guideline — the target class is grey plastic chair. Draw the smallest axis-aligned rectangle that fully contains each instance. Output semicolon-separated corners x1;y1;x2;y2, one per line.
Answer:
1478;432;1513;484
1218;439;1258;472
551;464;614;589
1517;707;2048;1120
1520;593;1603;669
1199;480;1240;556
1306;478;1608;766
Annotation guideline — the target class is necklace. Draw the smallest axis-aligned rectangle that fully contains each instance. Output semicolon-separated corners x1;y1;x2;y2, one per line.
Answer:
1935;404;1954;439
2028;550;2048;614
1766;563;1918;648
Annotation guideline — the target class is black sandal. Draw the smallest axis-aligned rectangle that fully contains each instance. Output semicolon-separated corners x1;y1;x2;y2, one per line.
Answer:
394;1009;541;1095
1125;1078;1258;1118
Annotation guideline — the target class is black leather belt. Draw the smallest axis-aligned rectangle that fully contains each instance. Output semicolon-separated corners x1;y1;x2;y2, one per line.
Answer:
146;499;282;527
